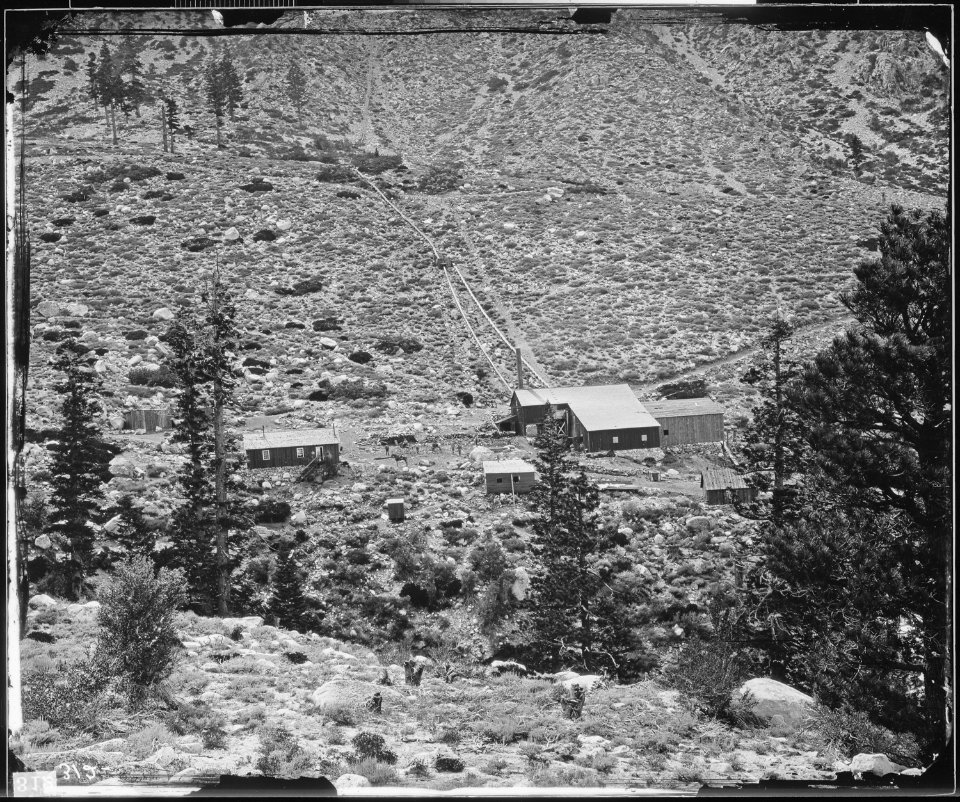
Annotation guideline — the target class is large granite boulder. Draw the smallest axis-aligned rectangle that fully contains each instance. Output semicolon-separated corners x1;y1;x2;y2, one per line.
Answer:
733;678;815;727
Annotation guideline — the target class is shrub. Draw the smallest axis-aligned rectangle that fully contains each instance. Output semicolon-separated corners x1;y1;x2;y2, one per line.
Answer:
324;703;358;726
316;164;356;183
256;725;314;778
351;732;397;764
418;160;464;194
656;629;760;726
435;755;465;773
128;364;176;388
814;704;921;766
347;757;398;785
95;556;187;705
21;659;112;733
352;152;405;175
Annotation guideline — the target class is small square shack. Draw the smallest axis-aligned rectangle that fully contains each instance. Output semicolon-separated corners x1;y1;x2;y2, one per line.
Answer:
701;467;757;505
483;459;537;495
243;427;340;473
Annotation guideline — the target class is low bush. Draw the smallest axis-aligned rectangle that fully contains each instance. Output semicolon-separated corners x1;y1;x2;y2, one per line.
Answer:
351;732;397;764
256;725;314;778
814;704;921;766
21;659;113;734
128;364;176;387
347;757;398;785
435;755;465;773
95;556;187;705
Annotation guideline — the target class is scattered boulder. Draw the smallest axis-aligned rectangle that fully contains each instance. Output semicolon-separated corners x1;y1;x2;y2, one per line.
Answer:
130;215;156;226
733;678;814;727
334;774;371;790
52;217;76;227
469;446;494;463
224;227;241;241
39;232;62;243
348;350;372;364
312;316;341;332
152;307;175;321
182;236;218;252
28;594;57;609
240;179;274;193
276;219;292;231
166;171;185;181
108;455;137;478
849;753;907;778
310;679;406;713
319;337;338;350
252;229;277;242
36;301;62;318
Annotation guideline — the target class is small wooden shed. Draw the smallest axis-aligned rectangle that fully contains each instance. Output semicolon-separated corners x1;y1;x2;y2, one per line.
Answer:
483;459;537;495
701;468;756;505
243;428;340;474
123;406;172;433
645;398;725;447
386;498;405;522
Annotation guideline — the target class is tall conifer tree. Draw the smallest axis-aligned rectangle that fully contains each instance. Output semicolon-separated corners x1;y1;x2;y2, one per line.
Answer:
45;338;112;600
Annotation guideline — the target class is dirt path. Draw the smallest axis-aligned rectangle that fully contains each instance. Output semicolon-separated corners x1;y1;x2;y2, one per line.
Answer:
631;313;854;395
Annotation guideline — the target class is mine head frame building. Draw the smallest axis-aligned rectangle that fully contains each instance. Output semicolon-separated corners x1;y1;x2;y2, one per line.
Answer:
509;384;724;452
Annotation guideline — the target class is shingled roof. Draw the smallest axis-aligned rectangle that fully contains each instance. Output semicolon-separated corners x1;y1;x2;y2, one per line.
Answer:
513;384;660;432
644;398;726;418
701;467;749;491
482;459;536;475
242;427;339;451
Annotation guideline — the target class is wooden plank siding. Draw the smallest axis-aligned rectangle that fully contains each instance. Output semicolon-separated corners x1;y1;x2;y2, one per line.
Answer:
585;425;661;452
485;471;537;494
245;443;339;470
123;408;172;432
656;413;724;447
705;486;757;505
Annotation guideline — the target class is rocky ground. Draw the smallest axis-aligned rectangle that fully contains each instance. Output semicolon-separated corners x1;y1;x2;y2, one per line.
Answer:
13;595;923;792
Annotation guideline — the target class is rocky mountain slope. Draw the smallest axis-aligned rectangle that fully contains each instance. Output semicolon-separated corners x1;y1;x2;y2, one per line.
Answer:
14;595;921;792
10;9;946;789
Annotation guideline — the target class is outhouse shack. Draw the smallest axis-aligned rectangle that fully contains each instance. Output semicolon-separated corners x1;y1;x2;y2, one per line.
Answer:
123;406;172;433
701;468;756;505
483;459;537;495
510;385;662;451
644;398;725;447
243;428;340;476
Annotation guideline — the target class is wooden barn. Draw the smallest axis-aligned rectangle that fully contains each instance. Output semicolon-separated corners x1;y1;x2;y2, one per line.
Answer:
701;468;757;505
483;459;537;495
645;398;725;447
510;385;661;451
243;428;340;476
123;407;172;433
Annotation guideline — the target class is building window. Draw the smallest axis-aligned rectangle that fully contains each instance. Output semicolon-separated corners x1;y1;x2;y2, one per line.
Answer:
496;478;503;483
262;449;270;460
641;434;647;442
612;436;619;444
296;447;304;458
513;475;520;482
663;429;669;436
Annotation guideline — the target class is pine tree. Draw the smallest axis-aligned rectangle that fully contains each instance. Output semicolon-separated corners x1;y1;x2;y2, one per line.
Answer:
85;51;100;115
45;338;112;600
741;316;809;523
165;269;246;615
204;48;243;148
790;203;951;750
167;305;218;612
201;267;243;615
526;412;621;673
115;30;148;118
95;43;121;145
285;60;306;123
267;544;311;632
528;403;571;532
164;97;180;153
110;495;156;561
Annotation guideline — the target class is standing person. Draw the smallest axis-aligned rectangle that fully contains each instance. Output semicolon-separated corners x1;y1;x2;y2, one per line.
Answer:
385;444;390;455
